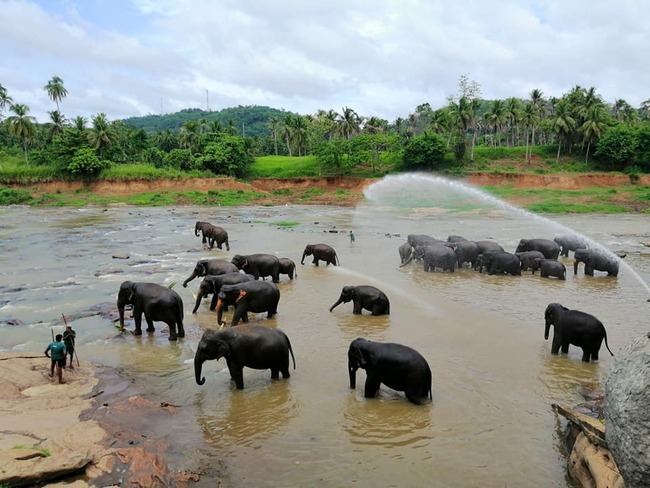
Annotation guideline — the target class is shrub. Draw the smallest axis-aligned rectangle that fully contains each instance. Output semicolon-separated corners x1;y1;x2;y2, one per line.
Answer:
402;133;447;170
66;148;110;177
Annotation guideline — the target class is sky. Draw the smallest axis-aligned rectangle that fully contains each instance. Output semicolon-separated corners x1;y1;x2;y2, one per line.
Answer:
1;0;649;124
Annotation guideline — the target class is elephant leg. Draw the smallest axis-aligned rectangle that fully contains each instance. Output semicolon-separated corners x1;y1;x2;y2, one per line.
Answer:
313;258;319;266
210;295;218;310
581;349;591;362
561;343;570;354
364;373;381;398
227;360;245;389
280;363;291;379
177;321;185;338
145;315;155;333
271;368;279;380
591;349;599;361
133;311;143;336
167;322;178;341
405;388;425;405
550;336;561;354
371;303;385;316
226;360;236;381
352;301;363;314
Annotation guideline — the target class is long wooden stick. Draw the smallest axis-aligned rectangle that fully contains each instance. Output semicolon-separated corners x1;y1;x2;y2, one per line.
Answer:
61;314;80;366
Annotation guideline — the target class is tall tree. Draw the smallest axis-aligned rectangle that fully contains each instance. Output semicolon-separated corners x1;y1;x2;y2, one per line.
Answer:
504;97;522;146
336;107;361;140
580;106;608;164
268;116;279;155
282;114;294;157
89;113;114;159
47;110;67;139
44;76;68;111
8;103;36;163
529;89;545;147
551;100;576;163
180;120;199;154
72;116;87;131
484;100;506;147
0;82;13;119
520;103;539;162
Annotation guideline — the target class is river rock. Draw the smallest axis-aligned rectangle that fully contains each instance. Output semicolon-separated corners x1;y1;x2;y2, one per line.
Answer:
112;252;130;259
605;333;650;487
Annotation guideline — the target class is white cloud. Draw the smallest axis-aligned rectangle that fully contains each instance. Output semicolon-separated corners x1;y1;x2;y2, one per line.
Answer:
0;0;648;123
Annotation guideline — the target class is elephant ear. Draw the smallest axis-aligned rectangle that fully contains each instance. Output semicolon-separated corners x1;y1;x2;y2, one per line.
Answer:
351;346;366;367
216;342;230;359
197;262;206;275
235;290;247;302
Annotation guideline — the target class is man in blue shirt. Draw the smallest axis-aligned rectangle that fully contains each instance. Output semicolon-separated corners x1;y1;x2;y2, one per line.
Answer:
45;334;67;384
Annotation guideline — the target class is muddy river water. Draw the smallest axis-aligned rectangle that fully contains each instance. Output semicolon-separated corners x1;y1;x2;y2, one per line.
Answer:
1;174;649;487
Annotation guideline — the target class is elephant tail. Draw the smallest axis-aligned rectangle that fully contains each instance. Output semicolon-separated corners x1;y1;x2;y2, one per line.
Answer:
427;366;433;400
604;329;614;357
287;337;296;370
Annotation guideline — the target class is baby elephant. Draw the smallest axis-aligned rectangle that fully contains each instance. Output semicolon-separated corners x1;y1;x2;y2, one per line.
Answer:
544;303;614;362
348;338;432;405
330;285;390;315
532;258;566;280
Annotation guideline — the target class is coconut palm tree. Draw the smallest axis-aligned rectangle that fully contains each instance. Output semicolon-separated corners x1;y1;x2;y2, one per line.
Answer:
282;114;294;157
529;89;545;147
47;110;67;139
363;116;387;134
551;100;576;163
44;76;68;111
580;106;608;165
268;116;279;155
8;103;36;163
504;97;522;146
0;82;13;119
336;107;361;140
179;120;199;154
520;103;539;162
484;100;506;147
292;116;308;157
89;113;114;159
72;116;87;131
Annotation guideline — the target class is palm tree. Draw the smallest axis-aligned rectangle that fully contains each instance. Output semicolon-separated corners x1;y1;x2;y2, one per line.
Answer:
580;106;608;165
8;103;36;162
520;103;539;162
282;114;294;157
336;107;361;139
292;116;309;158
209;120;222;133
449;96;472;153
529;89;545;147
640;99;650;120
0;82;13;119
47;110;67;139
44;76;68;111
551;100;576;163
180;120;199;154
484;100;506;147
226;119;237;136
363;116;387;134
72;116;87;131
504;97;522;146
268;116;279;155
89;113;114;159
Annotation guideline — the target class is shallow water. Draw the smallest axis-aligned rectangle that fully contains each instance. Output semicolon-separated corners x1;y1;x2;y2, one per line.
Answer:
1;176;649;487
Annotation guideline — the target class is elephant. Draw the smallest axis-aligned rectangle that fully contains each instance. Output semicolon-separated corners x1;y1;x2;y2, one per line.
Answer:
447;240;480;269
479;251;521;276
194;324;296;389
195;221;230;250
191;272;255;313
532;258;566;280
446;235;468;243
348;338;432;405
544;303;614;362
329;285;390;315
216;280;280;326
516;250;546;272
183;259;240;288
515;238;560;260
474;240;505;255
402;244;456;272
407;234;440;248
231;253;281;282
301;244;339;266
278;258;298;280
117;281;185;340
574;248;620;277
554;235;589;257
398;242;413;265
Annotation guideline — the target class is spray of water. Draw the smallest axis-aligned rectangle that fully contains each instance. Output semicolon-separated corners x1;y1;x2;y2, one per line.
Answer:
363;173;650;297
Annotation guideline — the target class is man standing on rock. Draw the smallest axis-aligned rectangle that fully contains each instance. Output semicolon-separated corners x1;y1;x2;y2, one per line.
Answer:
62;324;76;369
45;334;66;384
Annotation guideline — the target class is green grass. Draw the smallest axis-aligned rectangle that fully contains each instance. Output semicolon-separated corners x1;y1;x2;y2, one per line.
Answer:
249;155;322;178
11;444;52;457
0;187;34;205
101;164;212;180
272;221;300;227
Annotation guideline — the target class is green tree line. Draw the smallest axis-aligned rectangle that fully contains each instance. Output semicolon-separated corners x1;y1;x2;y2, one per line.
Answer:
1;75;649;180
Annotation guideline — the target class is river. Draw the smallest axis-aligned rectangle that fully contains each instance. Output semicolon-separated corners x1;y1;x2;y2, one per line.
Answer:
1;174;649;487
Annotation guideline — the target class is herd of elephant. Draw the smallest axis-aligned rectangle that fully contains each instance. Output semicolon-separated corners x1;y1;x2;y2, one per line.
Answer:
115;220;616;405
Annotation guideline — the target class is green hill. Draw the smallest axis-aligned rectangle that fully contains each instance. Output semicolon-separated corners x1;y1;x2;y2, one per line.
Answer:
122;105;298;138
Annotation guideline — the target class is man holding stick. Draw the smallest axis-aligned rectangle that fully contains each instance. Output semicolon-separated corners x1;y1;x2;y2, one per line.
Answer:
62;322;77;369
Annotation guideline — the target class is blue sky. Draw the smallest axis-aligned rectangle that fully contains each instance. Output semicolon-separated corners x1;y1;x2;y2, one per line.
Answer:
1;0;648;123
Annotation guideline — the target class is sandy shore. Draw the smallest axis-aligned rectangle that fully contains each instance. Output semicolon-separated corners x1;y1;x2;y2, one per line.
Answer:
0;352;203;487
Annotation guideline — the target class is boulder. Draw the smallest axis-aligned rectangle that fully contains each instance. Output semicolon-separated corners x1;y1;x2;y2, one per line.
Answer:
605;333;650;487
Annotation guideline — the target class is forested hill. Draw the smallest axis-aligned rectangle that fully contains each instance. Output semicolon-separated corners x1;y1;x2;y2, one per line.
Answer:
122;105;297;138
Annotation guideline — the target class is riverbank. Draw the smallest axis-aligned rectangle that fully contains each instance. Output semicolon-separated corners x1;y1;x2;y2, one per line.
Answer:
0;353;205;487
4;172;649;212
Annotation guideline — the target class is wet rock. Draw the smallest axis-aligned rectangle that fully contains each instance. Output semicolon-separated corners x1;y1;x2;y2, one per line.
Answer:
1;318;23;326
112;253;130;259
641;241;650;247
605;333;650;487
94;269;124;277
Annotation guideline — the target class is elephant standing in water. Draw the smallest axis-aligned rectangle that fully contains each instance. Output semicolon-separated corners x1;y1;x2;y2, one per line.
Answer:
398;242;413;265
278;258;298;280
544;303;614;362
192;272;255;313
117;281;185;340
515;238;560;260
231;253;281;282
348;338;432;405
448;240;480;269
216;280;280;326
516;250;546;272
301;244;339;266
478;251;521;276
330;285;390;315
554;235;588;257
183;259;240;288
194;325;296;389
574;248;620;277
195;221;230;250
401;244;456;272
532;258;566;280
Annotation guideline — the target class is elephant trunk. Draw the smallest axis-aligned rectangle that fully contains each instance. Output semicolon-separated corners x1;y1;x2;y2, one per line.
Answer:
544;321;551;340
349;365;357;389
192;289;204;314
400;252;414;267
216;298;226;326
329;298;343;313
300;251;307;265
194;353;206;385
573;260;579;275
195;227;200;237
182;271;197;288
117;299;127;328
